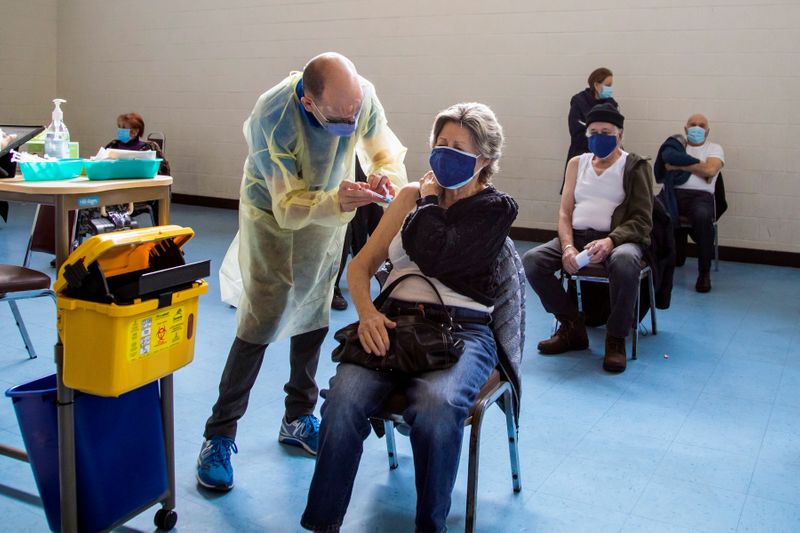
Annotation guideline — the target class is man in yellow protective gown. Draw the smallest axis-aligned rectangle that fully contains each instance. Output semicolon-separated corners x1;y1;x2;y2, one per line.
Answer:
197;53;407;491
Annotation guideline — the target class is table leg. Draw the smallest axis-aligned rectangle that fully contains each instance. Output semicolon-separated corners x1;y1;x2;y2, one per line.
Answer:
55;195;78;531
54;196;69;271
157;187;170;226
56;342;78;532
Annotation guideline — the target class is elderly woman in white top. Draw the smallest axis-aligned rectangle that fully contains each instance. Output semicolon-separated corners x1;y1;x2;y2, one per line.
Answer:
523;103;653;373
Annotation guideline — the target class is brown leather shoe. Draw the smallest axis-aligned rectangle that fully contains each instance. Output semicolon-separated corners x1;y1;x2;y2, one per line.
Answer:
331;287;348;310
538;315;589;354
695;271;711;293
603;335;627;373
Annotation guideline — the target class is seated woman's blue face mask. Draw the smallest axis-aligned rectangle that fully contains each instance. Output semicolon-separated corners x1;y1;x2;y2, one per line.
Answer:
117;128;132;143
429;146;483;189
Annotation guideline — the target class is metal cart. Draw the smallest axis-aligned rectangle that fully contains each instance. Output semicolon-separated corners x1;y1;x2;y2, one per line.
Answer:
0;176;192;531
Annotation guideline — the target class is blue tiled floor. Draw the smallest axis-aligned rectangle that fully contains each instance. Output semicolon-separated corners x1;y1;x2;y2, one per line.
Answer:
0;203;798;532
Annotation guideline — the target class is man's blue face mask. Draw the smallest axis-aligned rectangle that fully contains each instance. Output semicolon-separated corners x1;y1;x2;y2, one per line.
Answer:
599;85;614;99
687;126;706;144
117;128;132;143
429;146;482;189
309;100;360;137
587;133;618;159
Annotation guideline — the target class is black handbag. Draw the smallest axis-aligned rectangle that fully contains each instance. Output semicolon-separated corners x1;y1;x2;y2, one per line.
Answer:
332;273;465;374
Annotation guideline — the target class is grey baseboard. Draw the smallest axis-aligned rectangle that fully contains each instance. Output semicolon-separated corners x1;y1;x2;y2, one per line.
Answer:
170;195;800;269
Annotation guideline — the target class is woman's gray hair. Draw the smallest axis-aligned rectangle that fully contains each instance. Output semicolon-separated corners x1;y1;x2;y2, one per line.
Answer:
430;102;504;184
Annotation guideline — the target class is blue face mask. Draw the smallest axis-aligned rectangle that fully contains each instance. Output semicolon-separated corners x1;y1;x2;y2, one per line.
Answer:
429;146;482;189
587;133;618;159
687;126;706;144
322;119;358;137
117;128;132;143
599;85;613;99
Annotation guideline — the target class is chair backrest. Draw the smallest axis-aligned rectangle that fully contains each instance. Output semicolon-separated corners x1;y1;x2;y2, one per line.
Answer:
147;132;166;153
492;238;526;364
714;172;726;221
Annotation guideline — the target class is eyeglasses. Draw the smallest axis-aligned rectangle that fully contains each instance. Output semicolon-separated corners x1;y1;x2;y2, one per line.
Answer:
309;98;361;125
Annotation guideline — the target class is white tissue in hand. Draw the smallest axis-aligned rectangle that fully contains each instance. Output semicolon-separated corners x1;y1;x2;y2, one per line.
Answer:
575;249;592;269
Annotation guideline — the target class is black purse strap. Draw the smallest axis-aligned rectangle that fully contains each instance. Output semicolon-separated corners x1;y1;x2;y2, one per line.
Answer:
373;273;457;329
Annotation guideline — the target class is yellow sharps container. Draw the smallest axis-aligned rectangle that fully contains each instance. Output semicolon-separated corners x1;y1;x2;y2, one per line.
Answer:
55;225;209;396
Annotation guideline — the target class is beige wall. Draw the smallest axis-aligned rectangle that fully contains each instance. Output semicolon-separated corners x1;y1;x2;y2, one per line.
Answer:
8;0;800;252
0;0;58;124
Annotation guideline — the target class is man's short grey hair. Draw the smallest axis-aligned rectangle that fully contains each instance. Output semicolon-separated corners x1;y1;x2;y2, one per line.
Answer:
430;102;504;184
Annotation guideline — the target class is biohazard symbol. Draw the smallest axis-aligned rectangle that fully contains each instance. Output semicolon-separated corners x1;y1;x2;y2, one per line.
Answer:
157;326;167;343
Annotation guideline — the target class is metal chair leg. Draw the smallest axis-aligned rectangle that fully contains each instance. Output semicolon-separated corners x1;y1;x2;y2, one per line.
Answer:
632;286;640;360
503;389;522;493
466;394;490;533
575;278;583;314
647;270;657;335
7;301;37;359
553;272;567;335
384;420;398;470
713;223;720;272
379;381;520;532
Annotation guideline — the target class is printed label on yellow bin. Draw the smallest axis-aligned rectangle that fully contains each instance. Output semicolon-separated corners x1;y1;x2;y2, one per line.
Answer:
128;306;186;362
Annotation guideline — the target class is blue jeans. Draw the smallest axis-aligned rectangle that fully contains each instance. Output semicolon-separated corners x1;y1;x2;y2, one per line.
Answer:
301;309;497;533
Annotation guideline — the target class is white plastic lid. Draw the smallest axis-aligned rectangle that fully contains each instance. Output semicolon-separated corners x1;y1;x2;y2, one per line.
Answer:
52;98;66;122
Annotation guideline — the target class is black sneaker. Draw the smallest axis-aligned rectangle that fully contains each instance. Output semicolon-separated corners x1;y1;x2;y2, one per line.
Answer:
331;287;348;310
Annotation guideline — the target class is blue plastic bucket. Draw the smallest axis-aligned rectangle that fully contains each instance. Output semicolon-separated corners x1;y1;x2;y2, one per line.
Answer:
19;159;85;181
6;375;168;532
84;159;161;180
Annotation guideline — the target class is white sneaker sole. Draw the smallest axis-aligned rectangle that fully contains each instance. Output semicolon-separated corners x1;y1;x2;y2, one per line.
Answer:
278;435;317;456
196;471;234;491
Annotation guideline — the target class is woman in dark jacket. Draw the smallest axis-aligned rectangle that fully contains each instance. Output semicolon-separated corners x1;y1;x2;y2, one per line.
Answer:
302;102;518;533
563;67;619;192
105;112;170;175
81;112;172;234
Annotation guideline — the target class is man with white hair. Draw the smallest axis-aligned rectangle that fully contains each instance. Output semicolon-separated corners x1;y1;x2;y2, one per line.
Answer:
196;53;407;491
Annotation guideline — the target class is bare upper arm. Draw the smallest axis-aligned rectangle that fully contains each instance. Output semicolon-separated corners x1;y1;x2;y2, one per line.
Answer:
350;184;419;275
560;156;580;217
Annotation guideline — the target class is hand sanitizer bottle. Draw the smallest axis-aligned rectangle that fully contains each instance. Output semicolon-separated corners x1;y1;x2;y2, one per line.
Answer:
44;99;70;159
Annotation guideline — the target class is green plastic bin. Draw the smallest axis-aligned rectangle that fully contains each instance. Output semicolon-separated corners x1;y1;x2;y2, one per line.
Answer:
84;159;161;180
19;159;85;181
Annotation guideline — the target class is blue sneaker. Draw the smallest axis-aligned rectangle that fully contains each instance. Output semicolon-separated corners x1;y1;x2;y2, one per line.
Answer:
278;415;319;456
196;436;238;491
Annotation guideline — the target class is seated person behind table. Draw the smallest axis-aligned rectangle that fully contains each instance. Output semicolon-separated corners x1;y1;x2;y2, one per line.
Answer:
522;103;653;373
301;102;518;533
86;112;171;233
106;112;170;175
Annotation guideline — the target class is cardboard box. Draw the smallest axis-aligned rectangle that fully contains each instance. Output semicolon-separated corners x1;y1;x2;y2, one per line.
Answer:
24;139;80;158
